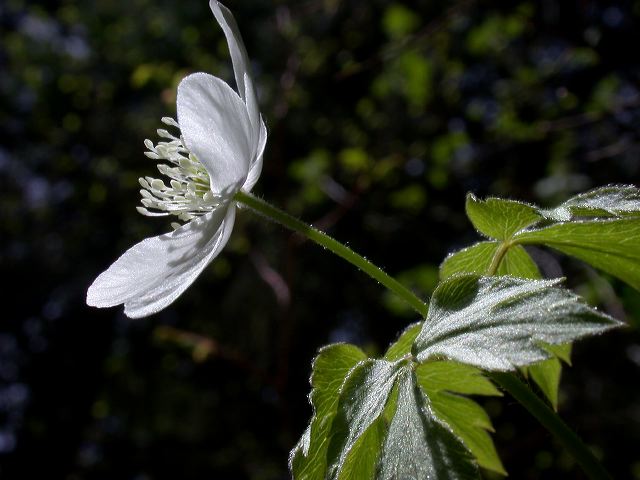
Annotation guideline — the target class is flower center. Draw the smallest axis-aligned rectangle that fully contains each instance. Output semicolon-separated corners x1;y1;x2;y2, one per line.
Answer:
138;117;220;228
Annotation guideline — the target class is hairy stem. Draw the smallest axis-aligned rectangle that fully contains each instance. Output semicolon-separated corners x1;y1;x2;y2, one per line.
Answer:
234;191;428;317
489;372;611;480
485;239;611;479
486;240;511;276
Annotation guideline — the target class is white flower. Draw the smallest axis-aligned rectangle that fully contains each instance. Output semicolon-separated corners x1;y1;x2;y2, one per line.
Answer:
87;1;267;318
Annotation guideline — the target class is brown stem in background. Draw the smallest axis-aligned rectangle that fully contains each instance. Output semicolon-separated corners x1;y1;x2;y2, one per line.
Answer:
153;325;274;386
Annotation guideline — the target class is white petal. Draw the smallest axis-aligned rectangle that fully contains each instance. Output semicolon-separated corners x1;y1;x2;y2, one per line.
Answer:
177;73;252;195
242;117;268;192
210;1;260;131
86;205;236;318
243;72;260;149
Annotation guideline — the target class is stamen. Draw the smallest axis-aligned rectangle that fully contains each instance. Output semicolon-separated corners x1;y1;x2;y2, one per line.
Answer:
138;117;221;223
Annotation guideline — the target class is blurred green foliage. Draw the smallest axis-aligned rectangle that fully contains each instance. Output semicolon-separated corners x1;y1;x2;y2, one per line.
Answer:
1;0;640;479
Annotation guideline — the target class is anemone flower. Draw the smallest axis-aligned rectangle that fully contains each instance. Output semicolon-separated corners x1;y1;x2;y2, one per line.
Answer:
87;1;267;318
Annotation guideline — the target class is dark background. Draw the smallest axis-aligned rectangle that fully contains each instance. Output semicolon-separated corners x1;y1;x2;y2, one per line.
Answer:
1;0;640;478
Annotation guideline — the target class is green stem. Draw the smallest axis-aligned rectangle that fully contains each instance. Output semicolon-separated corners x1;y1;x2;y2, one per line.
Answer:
236;191;611;479
486;240;611;479
489;372;611;480
486;240;511;276
234;191;428;317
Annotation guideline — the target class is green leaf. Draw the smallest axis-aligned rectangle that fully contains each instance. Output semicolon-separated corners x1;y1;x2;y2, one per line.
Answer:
527;357;562;411
327;359;403;479
326;360;481;479
543;342;572;365
440;241;498;279
543;184;640;221
417;361;505;474
466;194;542;240
377;367;479;479
413;274;621;370
441;240;540;281
384;322;422;361
290;344;367;480
336;415;386;480
516;218;640;291
417;361;501;397
494;244;565;409
495;245;541;279
524;343;572;411
457;188;636;413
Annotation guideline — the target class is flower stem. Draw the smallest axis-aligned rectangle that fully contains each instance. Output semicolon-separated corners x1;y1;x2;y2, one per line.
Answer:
489;372;611;480
234;191;428;317
236;190;611;479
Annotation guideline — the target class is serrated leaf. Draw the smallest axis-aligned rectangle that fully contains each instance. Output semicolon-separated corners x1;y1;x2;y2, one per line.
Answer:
425;390;503;475
516;218;640;291
440;242;498;279
336;384;401;480
327;359;403;479
466;194;542;240
413;274;621;370
384;322;422;361
459;188;636;410
543;184;640;221
290;344;367;480
337;415;385;480
417;362;504;474
378;367;479;479
494;244;564;409
417;361;501;397
327;361;480;479
388;331;505;473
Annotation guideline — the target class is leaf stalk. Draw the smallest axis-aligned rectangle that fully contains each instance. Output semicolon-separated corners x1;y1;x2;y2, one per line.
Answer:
486;240;512;276
489;372;611;480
